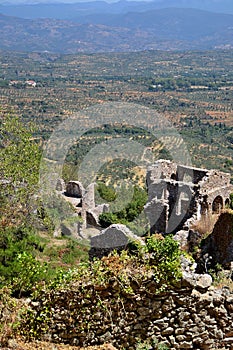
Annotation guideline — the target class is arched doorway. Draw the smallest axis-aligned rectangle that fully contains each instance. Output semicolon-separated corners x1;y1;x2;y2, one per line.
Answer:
212;196;223;214
225;198;230;208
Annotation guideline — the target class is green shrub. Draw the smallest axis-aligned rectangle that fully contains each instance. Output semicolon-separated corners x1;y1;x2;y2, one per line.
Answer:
0;226;49;296
136;337;170;350
99;212;120;227
96;182;117;202
99;186;148;228
0;115;41;229
145;234;182;284
11;252;48;297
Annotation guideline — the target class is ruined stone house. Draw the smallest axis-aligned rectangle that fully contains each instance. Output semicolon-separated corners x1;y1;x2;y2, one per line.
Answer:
55;179;109;238
145;160;233;235
55;160;233;254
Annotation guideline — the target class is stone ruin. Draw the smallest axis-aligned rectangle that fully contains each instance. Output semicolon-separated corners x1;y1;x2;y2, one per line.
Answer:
54;160;233;262
89;224;145;260
55;180;144;255
145;159;233;236
55;179;110;238
54;178;147;257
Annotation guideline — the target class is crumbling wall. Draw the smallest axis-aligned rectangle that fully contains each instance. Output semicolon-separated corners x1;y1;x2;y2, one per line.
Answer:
177;164;207;184
23;279;233;350
145;160;233;235
65;181;85;198
146;160;177;187
198;211;233;269
57;180;109;237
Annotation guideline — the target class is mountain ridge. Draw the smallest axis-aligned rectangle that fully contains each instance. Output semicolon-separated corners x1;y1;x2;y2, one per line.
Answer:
1;0;233;20
1;8;233;53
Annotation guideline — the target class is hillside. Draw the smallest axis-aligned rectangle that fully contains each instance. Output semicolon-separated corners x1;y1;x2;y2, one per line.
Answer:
0;8;233;52
0;49;233;178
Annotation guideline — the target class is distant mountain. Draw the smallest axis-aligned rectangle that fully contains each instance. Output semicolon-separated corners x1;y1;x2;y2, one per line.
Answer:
149;0;233;14
0;2;115;20
0;8;233;53
0;1;145;21
1;0;233;20
76;8;233;40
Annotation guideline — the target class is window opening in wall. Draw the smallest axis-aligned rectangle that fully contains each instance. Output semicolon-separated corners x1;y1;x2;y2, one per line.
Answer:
212;196;223;214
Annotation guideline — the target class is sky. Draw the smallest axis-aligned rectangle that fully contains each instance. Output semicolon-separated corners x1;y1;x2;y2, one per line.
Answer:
3;0;154;4
0;0;226;5
1;0;134;3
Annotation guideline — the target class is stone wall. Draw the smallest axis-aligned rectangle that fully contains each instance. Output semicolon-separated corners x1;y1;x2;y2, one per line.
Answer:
55;180;110;238
198;212;233;270
145;160;233;235
23;280;233;350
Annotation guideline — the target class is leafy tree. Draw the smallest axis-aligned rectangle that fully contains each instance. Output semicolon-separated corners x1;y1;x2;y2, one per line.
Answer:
0;116;50;295
0;115;41;228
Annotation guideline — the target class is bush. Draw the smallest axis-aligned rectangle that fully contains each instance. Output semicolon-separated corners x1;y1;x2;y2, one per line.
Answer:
0;226;48;296
11;252;48;297
96;182;117;202
145;234;182;284
0;286;23;346
99;212;120;228
99;186;148;228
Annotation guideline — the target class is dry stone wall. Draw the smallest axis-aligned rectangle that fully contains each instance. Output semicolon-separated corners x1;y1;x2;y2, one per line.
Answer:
23;280;233;350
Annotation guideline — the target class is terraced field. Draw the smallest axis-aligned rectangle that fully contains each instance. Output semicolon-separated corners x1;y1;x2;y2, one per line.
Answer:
0;50;233;180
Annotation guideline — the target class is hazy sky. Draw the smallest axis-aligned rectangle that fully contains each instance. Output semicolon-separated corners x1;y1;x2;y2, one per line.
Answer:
1;0;227;4
2;0;129;3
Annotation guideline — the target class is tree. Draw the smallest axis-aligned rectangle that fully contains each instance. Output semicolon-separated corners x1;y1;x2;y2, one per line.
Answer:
0;115;41;228
0;116;48;294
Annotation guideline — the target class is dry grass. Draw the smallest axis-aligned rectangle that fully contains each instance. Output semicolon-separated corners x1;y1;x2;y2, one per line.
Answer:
212;269;233;291
191;213;220;237
2;340;117;350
